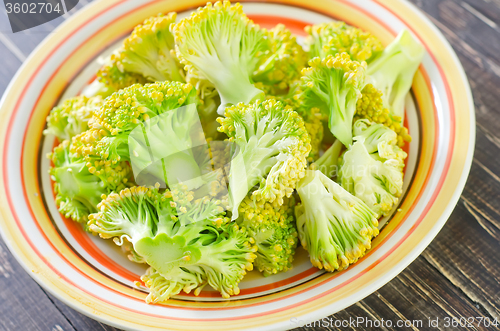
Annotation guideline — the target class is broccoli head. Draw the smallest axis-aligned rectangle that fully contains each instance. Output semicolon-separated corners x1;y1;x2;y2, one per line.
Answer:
173;1;268;115
217;99;311;219
88;185;257;303
355;83;411;147
253;24;308;95
76;81;212;190
97;53;149;91
299;53;366;147
45;95;103;141
295;170;379;271
310;139;343;178
70;131;133;192
49;140;129;227
305;21;383;63
237;195;298;276
97;13;184;90
367;29;424;121
275;86;325;163
338;120;406;217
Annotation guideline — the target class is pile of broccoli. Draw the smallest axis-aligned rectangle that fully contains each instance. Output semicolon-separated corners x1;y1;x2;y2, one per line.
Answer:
44;1;424;303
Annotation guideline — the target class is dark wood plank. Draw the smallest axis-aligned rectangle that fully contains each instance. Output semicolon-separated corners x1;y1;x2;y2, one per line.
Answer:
295;250;494;330
0;241;77;331
0;42;22;93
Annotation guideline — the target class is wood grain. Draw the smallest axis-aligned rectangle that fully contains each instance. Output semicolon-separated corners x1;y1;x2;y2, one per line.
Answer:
0;0;498;330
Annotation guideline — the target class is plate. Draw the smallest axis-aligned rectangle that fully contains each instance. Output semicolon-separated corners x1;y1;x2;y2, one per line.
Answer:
0;0;475;330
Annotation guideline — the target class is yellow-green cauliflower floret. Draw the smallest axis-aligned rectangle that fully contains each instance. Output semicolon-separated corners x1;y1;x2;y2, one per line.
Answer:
237;195;298;276
305;21;383;63
338;119;407;217
97;12;184;91
295;170;379;272
45;95;103;141
355;83;411;147
253;24;308;95
173;1;269;115
217;99;311;219
88;185;257;303
49;139;131;227
298;53;366;147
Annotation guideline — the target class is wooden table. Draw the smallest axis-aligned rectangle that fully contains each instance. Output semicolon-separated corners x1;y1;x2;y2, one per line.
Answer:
0;0;498;330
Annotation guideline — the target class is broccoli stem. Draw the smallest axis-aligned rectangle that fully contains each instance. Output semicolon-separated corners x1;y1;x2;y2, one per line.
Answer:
296;171;345;270
312;139;343;178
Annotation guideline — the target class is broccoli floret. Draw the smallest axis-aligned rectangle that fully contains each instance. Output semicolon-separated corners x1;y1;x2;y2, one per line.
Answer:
275;86;325;163
237;195;298;276
253;24;308;95
338;120;406;217
310;139;343;178
299;53;366;147
70;132;133;192
49;140;125;227
305;21;383;63
367;30;424;121
173;1;268;115
97;13;184;90
217;99;311;219
97;53;149;91
81;79;118;99
186;73;222;140
355;83;411;147
88;186;257;303
76;81;211;189
45;96;103;141
295;170;379;271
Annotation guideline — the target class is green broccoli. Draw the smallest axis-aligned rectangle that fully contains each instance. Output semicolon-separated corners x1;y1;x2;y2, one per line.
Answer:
367;29;425;121
338;120;406;217
97;13;184;90
88;185;257;303
310;139;343;178
217;99;311;219
237;194;298;276
253;24;308;95
45;95;103;141
355;83;411;147
295;170;379;271
173;1;268;114
81;79;119;99
305;21;383;63
298;53;366;147
49;140;131;227
76;81;216;190
275;86;325;163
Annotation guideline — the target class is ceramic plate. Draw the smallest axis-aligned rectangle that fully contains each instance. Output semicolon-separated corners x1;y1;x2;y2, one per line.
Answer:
0;0;474;330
